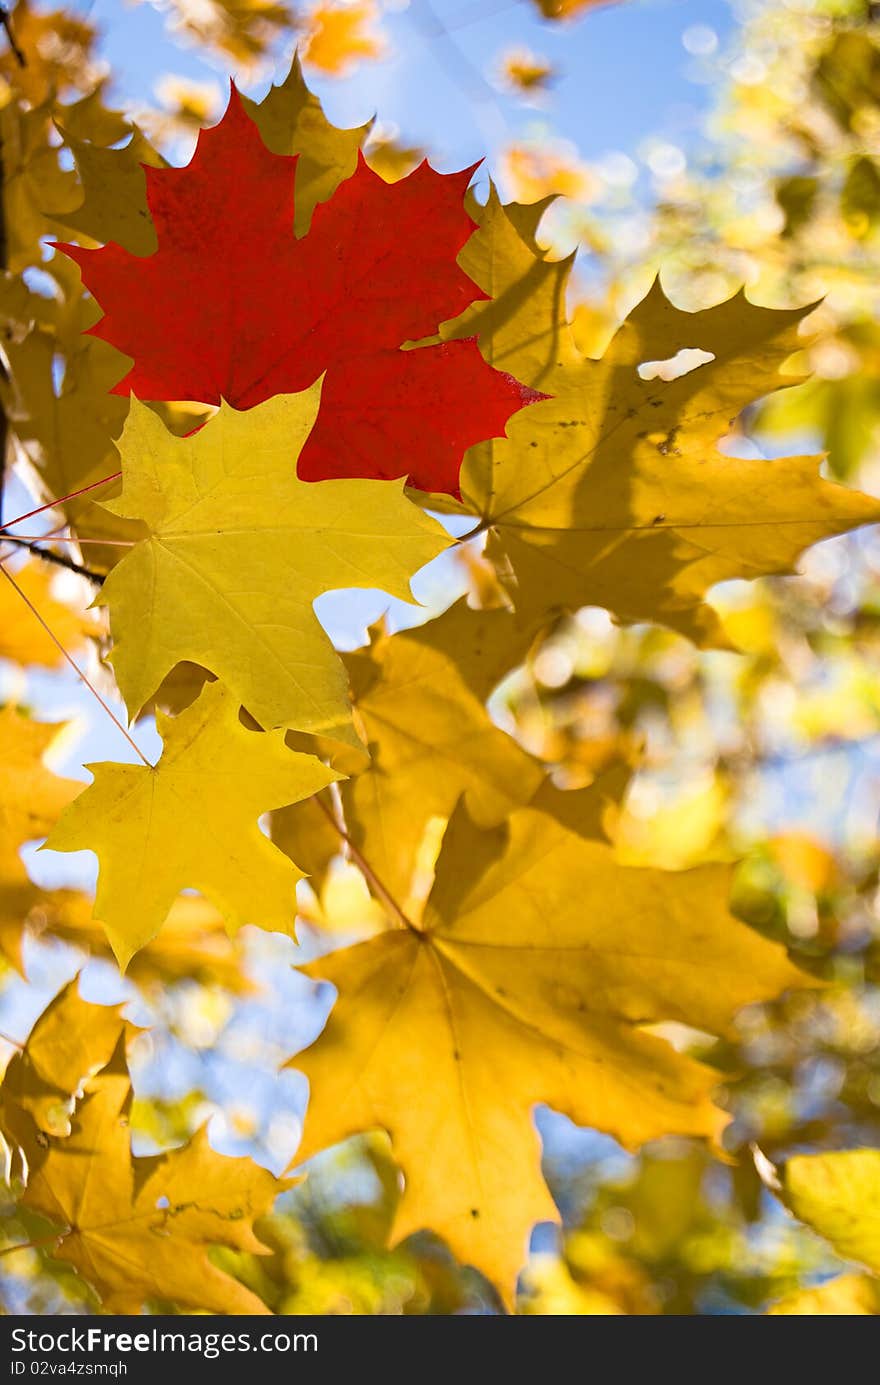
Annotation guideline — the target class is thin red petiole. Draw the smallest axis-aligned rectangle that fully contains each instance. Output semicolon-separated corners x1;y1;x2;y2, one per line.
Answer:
0;471;122;533
0;562;152;768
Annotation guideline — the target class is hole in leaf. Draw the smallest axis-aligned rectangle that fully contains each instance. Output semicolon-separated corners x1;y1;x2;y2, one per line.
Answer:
637;347;715;382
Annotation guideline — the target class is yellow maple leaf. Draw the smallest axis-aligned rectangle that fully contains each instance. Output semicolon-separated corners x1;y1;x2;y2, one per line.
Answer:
44;680;339;968
445;186;579;389
35;891;255;992
271;788;341;894
0;706;80;968
0;561;92;667
364;134;424;185
2;321;127;537
341;601;545;904
443;195;880;647
97;389;448;744
56;89;134;148
19;1037;286;1313
244;54;368;236
0;261;133;556
403;596;538;701
1;99;78;270
768;1273;880;1315
52;125;166;257
292;786;808;1302
300;3;385;78
0;980;128;1147
782;1148;880;1275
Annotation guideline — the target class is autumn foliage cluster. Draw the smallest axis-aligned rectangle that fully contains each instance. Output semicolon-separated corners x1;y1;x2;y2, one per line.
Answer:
4;0;880;1317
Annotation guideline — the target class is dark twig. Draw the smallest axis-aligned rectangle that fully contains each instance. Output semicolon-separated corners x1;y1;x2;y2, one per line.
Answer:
0;6;26;68
1;534;105;583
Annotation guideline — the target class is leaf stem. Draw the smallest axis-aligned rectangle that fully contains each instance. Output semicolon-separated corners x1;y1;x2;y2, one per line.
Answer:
313;793;419;933
5;534;135;546
0;471;123;533
0;1233;67;1260
454;519;489;545
0;562;152;768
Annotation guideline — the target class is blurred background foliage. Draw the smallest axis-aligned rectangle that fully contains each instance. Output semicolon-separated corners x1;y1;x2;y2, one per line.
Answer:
3;0;880;1314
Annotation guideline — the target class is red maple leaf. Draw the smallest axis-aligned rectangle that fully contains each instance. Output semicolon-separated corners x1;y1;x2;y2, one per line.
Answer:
56;88;540;495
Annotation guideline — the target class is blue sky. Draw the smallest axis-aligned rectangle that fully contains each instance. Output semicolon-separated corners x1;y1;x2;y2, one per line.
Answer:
86;0;737;174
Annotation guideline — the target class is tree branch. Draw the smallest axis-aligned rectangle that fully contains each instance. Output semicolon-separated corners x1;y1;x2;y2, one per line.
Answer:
1;534;105;583
0;6;26;68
